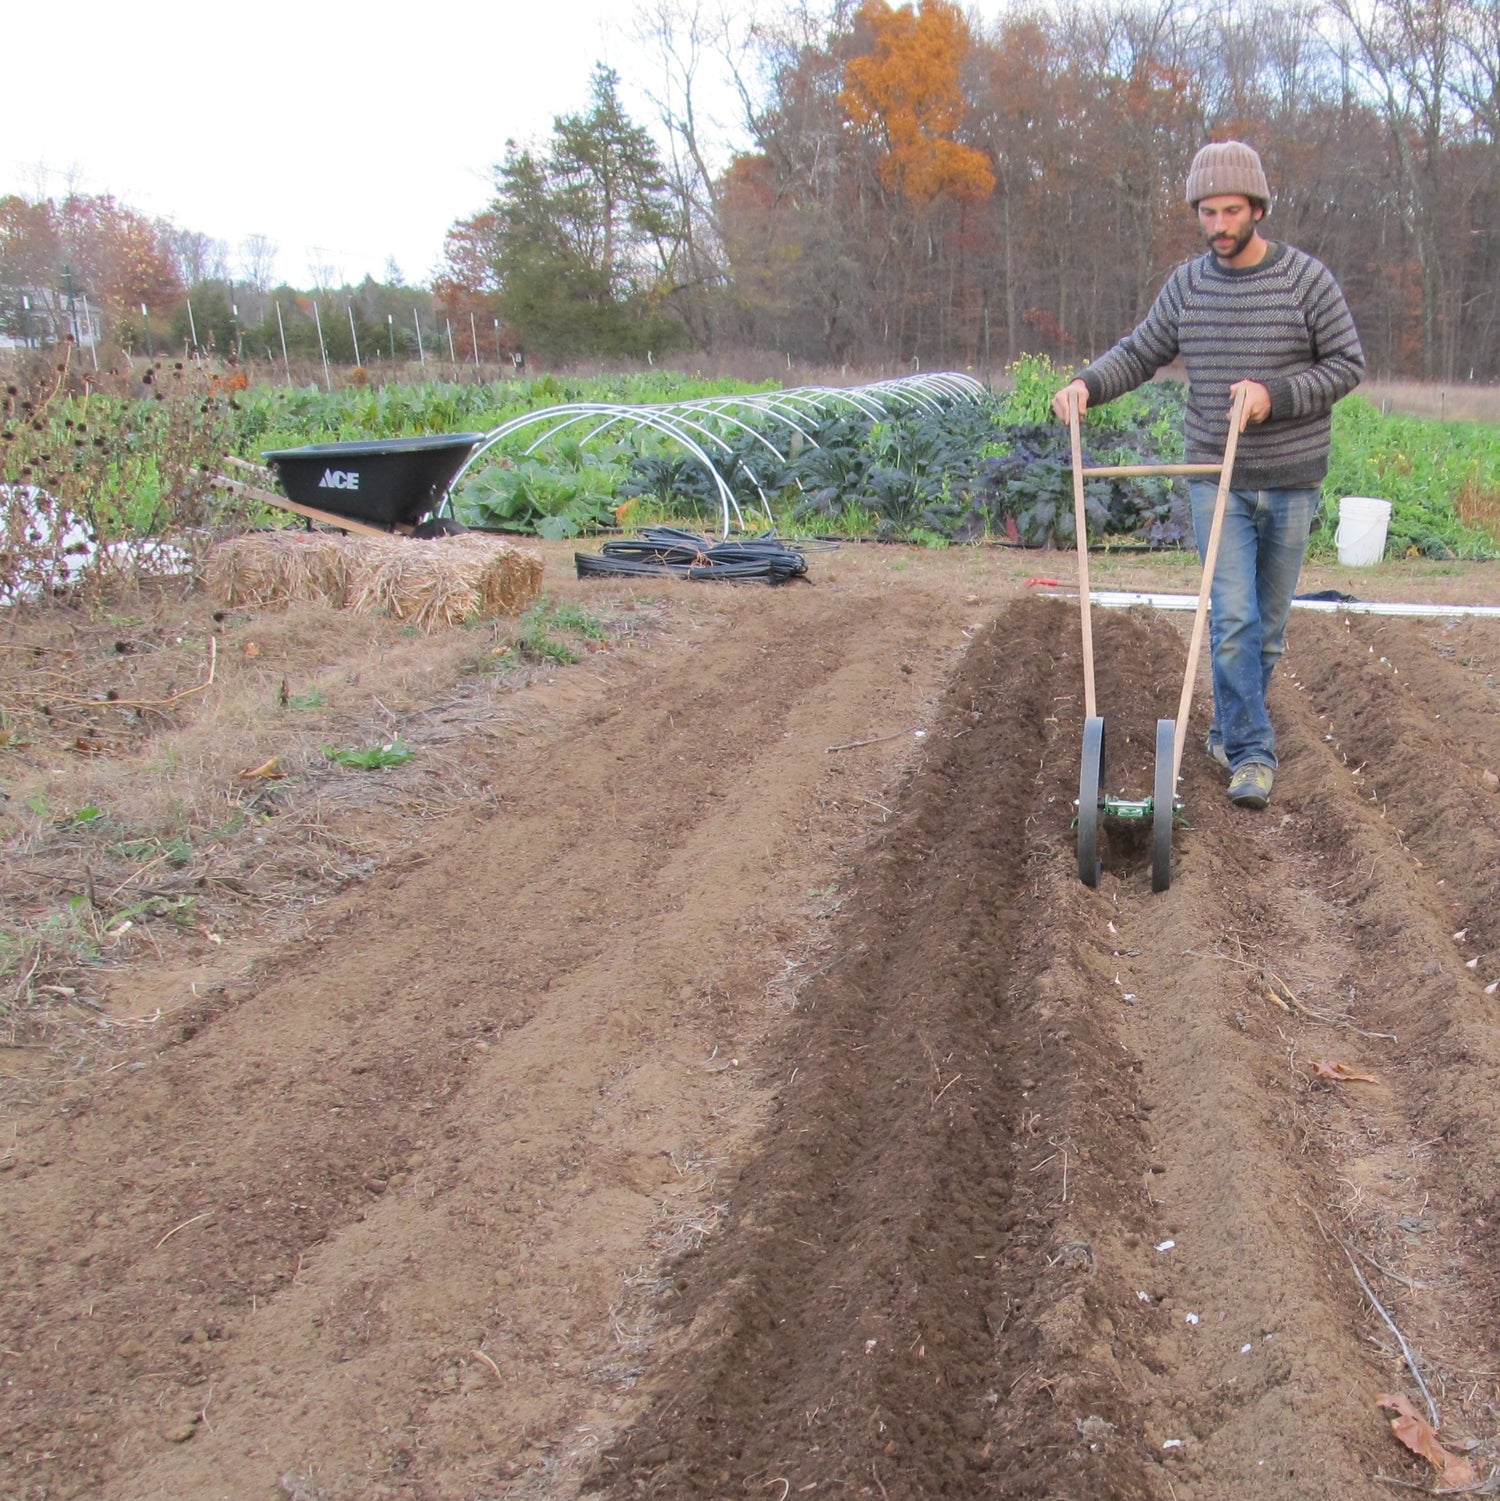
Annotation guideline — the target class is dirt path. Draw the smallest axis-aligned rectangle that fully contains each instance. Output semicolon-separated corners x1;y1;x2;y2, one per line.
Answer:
2;546;1499;1501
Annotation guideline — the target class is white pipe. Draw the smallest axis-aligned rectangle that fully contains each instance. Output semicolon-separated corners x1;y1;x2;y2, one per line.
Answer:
1065;589;1500;619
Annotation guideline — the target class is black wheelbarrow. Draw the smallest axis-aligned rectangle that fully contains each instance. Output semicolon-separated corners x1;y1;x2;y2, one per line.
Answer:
216;433;484;538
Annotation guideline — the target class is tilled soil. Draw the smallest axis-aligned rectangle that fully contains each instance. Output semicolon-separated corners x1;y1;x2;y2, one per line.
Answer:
2;545;1499;1501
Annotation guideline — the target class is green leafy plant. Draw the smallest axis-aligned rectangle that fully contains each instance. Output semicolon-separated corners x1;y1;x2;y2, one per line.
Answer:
323;740;416;769
997;353;1073;425
456;450;626;539
974;426;1095;546
1320;398;1500;559
499;598;610;667
113;835;193;866
545;601;609;639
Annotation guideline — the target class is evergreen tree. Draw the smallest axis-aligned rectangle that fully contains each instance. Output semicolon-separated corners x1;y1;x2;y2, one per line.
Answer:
440;66;689;359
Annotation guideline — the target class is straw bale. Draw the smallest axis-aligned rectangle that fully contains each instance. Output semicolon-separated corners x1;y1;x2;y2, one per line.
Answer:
460;536;546;616
207;531;542;630
206;531;352;609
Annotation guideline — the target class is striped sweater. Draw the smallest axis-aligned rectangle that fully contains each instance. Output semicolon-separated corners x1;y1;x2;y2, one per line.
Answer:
1077;242;1365;489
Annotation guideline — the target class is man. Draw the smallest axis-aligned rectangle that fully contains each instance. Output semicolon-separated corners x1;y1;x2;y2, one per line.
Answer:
1051;140;1365;810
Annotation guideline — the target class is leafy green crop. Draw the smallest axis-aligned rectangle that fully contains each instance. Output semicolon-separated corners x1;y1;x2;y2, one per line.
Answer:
236;372;774;450
23;360;1487;559
456;436;630;538
1321;397;1500;559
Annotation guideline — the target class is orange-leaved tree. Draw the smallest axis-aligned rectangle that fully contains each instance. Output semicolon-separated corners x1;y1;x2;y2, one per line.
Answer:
839;0;995;206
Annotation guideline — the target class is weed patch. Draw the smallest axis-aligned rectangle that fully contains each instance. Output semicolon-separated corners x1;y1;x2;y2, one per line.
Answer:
497;597;610;667
323;741;417;770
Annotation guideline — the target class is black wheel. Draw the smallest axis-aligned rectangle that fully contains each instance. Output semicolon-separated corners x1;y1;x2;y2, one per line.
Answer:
1078;715;1106;887
411;515;469;538
1152;717;1176;893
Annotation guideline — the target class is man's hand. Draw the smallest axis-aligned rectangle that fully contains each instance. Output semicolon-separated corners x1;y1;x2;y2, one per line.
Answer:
1051;380;1089;424
1229;379;1272;429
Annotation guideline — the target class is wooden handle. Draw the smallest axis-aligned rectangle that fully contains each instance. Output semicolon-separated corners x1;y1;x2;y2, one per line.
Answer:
1080;463;1224;479
220;453;273;476
210;474;412;537
1172;387;1250;785
1067;390;1097;719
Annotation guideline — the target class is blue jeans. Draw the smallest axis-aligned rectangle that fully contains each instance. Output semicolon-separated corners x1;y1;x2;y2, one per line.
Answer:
1188;483;1320;771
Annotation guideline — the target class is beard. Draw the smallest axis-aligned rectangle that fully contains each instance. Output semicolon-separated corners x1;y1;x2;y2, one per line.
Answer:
1206;219;1257;261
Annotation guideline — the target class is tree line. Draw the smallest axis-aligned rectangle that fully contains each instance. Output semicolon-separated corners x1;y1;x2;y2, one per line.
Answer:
6;0;1497;383
442;0;1500;382
0;194;487;370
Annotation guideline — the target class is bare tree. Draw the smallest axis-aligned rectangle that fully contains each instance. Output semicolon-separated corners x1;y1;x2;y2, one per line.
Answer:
1326;0;1463;375
307;249;341;290
205;237;231;284
239;233;279;291
161;226;218;286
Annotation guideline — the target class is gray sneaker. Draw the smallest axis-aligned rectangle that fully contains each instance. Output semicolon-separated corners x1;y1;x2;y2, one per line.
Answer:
1205;737;1230;771
1228;762;1274;809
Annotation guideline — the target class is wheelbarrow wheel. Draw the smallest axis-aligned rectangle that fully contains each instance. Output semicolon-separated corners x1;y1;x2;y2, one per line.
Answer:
1078;715;1105;887
1152;718;1175;893
411;515;469;538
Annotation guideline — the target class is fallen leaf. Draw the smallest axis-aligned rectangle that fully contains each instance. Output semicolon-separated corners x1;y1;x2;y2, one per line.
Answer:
1378;1394;1478;1487
238;756;284;780
1312;1059;1378;1083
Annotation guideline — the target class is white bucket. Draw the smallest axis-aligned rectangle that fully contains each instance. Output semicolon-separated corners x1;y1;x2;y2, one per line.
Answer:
1335;495;1392;567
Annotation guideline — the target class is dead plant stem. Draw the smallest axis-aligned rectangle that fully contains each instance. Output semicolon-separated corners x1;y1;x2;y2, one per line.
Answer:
45;637;218;711
1306;1200;1440;1429
826;727;917;753
1184;947;1396;1040
154;1211;212;1250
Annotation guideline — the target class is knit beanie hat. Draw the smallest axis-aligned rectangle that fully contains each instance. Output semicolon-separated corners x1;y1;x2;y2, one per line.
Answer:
1185;141;1270;209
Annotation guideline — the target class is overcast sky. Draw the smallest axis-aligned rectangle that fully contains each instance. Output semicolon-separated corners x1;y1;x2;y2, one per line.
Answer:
10;1;1032;292
5;0;743;288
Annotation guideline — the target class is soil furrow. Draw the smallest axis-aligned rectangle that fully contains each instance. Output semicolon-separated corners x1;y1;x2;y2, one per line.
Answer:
3;551;1497;1501
584;595;1500;1501
1058;605;1500;1499
1;576;977;1501
588;598;1143;1499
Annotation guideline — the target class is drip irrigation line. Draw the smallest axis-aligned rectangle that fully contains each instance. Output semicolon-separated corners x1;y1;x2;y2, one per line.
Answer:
576;528;818;585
